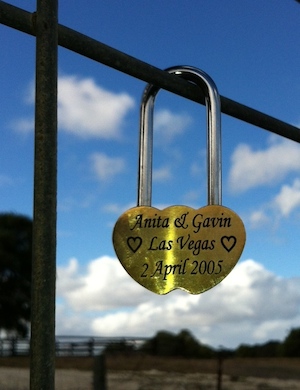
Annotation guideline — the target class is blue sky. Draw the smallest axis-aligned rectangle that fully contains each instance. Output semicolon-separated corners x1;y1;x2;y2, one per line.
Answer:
1;0;300;348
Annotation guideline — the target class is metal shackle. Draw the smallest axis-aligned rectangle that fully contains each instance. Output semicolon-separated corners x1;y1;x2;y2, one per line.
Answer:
138;66;222;208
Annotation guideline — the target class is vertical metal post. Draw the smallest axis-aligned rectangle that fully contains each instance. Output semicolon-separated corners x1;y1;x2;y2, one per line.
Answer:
93;353;107;390
30;0;58;389
216;348;223;390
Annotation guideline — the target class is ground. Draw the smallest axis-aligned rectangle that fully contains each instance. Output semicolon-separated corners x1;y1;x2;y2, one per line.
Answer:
1;355;300;389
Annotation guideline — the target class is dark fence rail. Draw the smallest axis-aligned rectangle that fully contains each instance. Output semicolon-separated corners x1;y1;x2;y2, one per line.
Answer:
0;338;30;357
1;1;300;144
0;336;148;357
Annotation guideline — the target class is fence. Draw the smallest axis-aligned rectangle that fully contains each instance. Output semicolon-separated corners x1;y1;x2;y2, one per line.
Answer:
0;338;29;357
0;336;147;357
1;1;300;389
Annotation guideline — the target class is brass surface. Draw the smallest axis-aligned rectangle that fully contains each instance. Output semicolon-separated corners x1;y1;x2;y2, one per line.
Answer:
113;205;246;295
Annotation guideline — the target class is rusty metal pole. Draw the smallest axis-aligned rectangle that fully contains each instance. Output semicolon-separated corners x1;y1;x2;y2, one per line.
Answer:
30;0;58;389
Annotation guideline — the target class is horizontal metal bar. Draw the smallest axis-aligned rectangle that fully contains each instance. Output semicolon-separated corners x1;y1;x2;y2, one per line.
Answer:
1;1;299;143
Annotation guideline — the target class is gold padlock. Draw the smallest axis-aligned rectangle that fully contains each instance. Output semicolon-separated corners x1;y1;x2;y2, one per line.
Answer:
113;65;246;295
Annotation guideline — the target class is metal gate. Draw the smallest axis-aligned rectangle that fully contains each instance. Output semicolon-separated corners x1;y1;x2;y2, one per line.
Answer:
1;1;300;389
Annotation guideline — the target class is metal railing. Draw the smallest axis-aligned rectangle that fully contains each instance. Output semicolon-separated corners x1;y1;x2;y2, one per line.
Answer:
0;1;300;389
0;336;147;357
1;2;300;143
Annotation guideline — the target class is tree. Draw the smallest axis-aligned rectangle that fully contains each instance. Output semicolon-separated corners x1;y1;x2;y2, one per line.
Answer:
140;329;214;358
282;328;300;357
235;340;281;358
140;330;176;356
0;213;32;337
104;340;135;354
176;329;214;358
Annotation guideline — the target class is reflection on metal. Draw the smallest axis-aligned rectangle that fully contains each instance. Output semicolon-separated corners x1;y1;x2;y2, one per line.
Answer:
114;205;246;294
113;67;246;295
138;66;221;207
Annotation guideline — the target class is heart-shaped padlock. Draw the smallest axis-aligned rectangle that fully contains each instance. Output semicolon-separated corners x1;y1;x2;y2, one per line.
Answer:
113;66;246;295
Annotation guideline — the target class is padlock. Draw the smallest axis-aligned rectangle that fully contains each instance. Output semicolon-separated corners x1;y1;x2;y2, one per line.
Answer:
113;65;246;295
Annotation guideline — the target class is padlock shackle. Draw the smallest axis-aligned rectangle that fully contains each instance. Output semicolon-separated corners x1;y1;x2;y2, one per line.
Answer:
138;65;222;207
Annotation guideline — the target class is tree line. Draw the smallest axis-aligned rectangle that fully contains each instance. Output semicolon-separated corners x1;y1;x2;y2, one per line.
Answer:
235;328;300;358
104;327;300;359
0;212;300;359
146;328;300;358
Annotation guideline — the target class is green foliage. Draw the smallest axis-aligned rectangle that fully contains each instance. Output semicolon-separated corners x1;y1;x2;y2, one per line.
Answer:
235;341;282;358
0;213;32;337
140;327;300;359
282;328;300;357
140;329;214;358
234;328;300;358
104;340;135;354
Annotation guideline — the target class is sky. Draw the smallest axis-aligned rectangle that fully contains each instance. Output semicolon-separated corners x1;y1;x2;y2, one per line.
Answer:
1;0;300;349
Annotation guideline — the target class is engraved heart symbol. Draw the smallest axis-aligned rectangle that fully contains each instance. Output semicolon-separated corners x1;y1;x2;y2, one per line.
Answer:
113;205;246;295
221;236;236;252
127;237;142;253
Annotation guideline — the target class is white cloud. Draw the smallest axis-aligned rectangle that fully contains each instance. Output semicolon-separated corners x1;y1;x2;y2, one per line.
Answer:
154;109;192;141
90;152;126;181
58;194;95;212
57;75;134;139
57;258;85;294
57;256;150;312
0;174;14;187
12;118;34;133
249;210;270;228
190;161;202;177
14;75;135;138
273;179;300;217
248;178;300;227
153;166;172;181
229;138;300;192
102;202;135;215
56;256;300;348
182;190;202;206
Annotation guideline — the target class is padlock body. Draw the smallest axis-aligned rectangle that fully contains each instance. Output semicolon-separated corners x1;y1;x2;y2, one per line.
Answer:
113;205;246;295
